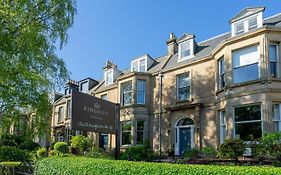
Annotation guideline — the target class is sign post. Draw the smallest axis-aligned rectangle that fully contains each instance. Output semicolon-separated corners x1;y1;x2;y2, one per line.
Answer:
71;91;120;158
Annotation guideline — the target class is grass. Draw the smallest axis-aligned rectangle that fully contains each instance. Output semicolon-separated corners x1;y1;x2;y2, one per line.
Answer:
35;157;281;175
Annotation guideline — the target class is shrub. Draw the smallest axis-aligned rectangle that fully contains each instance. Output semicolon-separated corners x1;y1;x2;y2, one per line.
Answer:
120;142;154;161
37;147;48;158
184;148;201;159
0;134;24;146
217;139;244;161
201;146;217;158
0;146;31;162
18;140;40;151
54;142;69;154
48;150;59;157
35;157;281;175
70;136;92;154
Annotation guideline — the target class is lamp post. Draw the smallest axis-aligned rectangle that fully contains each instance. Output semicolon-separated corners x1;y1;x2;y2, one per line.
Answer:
158;72;164;162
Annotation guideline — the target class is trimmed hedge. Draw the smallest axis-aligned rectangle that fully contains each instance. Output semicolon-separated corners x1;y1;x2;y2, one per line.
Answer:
0;146;31;162
35;157;281;175
54;142;68;154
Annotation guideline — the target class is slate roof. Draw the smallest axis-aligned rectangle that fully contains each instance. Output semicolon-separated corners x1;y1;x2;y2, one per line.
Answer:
92;12;281;93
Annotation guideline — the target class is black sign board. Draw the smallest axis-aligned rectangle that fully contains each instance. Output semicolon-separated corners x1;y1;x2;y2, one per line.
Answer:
71;91;116;133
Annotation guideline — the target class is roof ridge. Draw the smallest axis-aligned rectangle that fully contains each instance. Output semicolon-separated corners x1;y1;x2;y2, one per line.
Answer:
264;12;281;20
198;32;230;44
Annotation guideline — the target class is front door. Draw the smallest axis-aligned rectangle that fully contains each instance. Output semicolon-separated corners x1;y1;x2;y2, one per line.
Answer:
179;127;191;156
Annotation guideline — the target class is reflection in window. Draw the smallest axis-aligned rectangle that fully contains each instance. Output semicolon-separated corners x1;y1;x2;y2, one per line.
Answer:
101;94;108;101
137;80;146;104
177;73;190;101
269;44;278;77
219;110;226;144
121;81;132;106
218;58;225;89
137;120;145;144
58;107;64;123
233;45;259;83
248;17;258;31
122;121;132;145
80;82;88;92
234;104;262;141
180;40;191;59
273;104;281;132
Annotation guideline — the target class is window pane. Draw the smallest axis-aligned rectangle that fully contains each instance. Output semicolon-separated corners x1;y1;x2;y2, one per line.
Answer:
218;58;225;89
178;74;189;88
269;45;277;62
123;92;132;106
101;94;108;100
137;132;144;144
235;122;262;141
235;22;244;35
235;104;261;122
106;71;113;85
248;17;257;30
58;107;64;122
178;87;190;100
122;121;132;145
233;63;259;83
180;40;191;58
137;80;145;90
139;59;146;72
66;100;71;117
233;46;258;68
137;120;144;130
220;110;226;125
219;59;225;74
181;50;190;58
132;61;138;71
80;82;88;92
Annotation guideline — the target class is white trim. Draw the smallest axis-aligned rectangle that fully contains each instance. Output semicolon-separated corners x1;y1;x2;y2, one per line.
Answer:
131;58;147;72
178;40;194;62
104;69;114;86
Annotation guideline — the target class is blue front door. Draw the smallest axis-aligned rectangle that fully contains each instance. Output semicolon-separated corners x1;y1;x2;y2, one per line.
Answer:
179;127;191;156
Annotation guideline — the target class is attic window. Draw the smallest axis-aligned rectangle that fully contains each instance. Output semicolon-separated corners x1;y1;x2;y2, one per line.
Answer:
235;22;244;35
248;16;258;30
80;82;88;92
131;58;147;72
178;39;193;61
105;70;113;85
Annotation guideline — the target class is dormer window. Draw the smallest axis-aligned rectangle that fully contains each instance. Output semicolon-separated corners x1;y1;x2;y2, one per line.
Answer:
80;82;88;93
180;40;191;59
131;54;154;72
105;70;113;85
230;7;264;37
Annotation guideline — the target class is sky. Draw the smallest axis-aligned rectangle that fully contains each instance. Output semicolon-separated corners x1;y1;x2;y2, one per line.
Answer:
56;0;281;81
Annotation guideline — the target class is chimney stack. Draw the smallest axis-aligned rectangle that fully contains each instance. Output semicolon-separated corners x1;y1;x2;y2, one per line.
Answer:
166;33;178;55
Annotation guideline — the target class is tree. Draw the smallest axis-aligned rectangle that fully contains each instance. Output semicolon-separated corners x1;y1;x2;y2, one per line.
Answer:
0;0;76;139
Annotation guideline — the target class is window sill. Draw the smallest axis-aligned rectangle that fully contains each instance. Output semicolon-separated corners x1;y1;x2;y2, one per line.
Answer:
176;98;193;104
57;122;64;125
229;79;263;89
120;104;134;109
216;87;227;95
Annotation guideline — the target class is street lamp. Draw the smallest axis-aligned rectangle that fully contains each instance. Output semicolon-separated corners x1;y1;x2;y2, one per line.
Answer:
158;72;164;161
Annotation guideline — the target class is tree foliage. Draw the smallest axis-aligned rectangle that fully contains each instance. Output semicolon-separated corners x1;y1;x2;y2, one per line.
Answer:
0;0;76;138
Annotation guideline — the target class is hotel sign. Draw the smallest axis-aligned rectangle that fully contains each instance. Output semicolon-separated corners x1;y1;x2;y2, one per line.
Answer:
71;91;116;133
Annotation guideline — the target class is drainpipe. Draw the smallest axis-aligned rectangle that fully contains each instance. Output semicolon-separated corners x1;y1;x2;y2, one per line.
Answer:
158;73;164;161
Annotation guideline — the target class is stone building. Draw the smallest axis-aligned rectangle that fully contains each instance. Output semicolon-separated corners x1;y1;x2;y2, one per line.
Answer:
51;7;281;156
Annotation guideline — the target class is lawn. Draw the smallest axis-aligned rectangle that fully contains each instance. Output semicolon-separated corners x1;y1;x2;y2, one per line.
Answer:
35;157;281;175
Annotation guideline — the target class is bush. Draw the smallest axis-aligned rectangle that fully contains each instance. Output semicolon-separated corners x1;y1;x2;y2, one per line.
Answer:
184;148;201;159
37;147;48;158
217;139;244;161
70;136;92;154
0;146;31;162
48;150;59;157
18;140;40;151
0;134;24;146
54;142;69;154
120;143;154;161
201;146;217;158
35;157;281;175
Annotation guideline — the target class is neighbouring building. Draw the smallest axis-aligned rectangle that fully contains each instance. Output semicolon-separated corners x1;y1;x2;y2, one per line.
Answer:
51;7;281;156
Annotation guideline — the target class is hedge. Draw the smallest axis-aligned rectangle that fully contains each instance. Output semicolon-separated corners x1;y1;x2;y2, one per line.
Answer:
35;157;281;175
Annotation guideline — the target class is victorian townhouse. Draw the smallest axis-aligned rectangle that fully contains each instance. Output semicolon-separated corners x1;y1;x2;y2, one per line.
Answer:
51;7;281;156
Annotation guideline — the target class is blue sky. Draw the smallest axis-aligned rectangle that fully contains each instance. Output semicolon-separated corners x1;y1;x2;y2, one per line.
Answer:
56;1;281;81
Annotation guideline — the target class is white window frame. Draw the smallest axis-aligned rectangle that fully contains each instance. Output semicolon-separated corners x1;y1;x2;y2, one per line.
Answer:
218;57;225;89
272;104;281;132
121;81;132;106
233;103;263;141
178;40;193;61
269;44;279;78
248;16;258;31
219;110;226;144
176;73;191;101
131;58;147;72
235;21;245;35
137;79;146;105
232;45;260;84
105;70;113;86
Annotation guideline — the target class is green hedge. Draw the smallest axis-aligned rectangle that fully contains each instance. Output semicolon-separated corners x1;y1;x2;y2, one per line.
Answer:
35;157;281;175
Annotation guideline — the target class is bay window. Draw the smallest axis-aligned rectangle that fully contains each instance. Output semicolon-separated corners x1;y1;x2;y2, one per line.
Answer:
122;121;132;145
269;44;279;77
137;80;146;104
232;45;259;83
121;81;132;106
234;104;262;141
177;73;190;101
272;104;281;132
